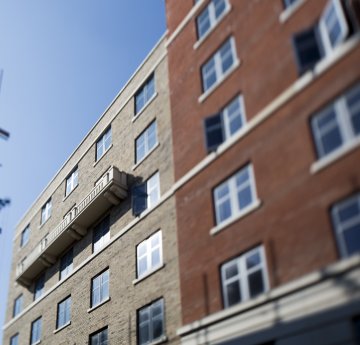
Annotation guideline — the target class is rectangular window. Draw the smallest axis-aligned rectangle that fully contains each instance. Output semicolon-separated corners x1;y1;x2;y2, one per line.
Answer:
137;231;163;278
137;299;165;345
293;0;349;73
213;164;258;225
10;334;19;345
311;83;360;159
135;121;158;163
13;294;23;317
135;74;156;115
20;225;30;247
60;248;73;280
201;37;237;93
196;0;229;39
34;274;45;301
204;95;246;152
132;172;160;217
41;199;52;225
221;246;268;308
30;317;42;345
90;327;108;345
93;216;110;253
91;269;109;308
331;193;360;258
65;167;78;196
57;296;71;329
96;127;112;161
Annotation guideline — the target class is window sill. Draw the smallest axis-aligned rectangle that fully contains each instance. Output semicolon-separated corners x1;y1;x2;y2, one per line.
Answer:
87;297;111;313
210;199;262;236
198;59;240;104
93;144;113;167
62;184;79;202
53;321;71;334
310;138;360;174
146;335;168;345
132;142;160;171
132;92;158;123
132;263;165;285
31;341;41;345
279;0;307;23
193;5;232;50
38;216;51;230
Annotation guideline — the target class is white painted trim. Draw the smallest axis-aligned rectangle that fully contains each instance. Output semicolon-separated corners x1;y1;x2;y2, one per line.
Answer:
193;4;232;50
132;92;158;123
310;137;360;174
53;321;71;334
87;297;111;313
132;142;160;171
132;263;165;285
199;59;240;103
147;335;168;345
279;0;307;23
210;199;262;236
177;254;360;337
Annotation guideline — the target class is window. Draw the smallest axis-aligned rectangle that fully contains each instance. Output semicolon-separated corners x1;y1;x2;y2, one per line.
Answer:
331;193;360;258
30;317;42;345
204;95;246;152
132;172;160;217
96;127;112;161
196;0;229;39
283;0;300;9
135;121;158;163
20;225;30;247
311;83;360;159
41;199;52;224
34;274;45;301
137;299;165;345
93;216;110;253
213;164;258;225
137;231;163;278
65;167;78;196
91;269;109;308
9;334;19;345
13;295;22;318
60;248;73;280
135;74;155;115
221;246;268;308
293;0;349;73
201;37;237;93
90;327;108;345
57;296;71;329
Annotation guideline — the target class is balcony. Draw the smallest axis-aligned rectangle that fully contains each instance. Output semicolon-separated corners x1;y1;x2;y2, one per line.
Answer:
16;166;127;287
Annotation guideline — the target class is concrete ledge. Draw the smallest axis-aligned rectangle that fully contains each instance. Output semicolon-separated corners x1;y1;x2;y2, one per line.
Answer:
87;297;111;313
133;263;165;285
53;321;71;334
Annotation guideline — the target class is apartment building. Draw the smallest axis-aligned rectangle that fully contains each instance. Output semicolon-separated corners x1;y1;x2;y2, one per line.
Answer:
3;37;182;345
165;0;360;344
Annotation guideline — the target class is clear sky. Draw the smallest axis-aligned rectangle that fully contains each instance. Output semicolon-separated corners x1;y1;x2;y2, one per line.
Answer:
0;1;166;343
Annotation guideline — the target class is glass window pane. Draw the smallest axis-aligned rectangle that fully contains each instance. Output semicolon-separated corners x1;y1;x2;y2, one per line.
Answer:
151;249;160;267
224;262;238;280
152;318;163;340
214;0;226;18
248;270;265;298
218;199;232;222
237;185;252;209
320;126;343;155
246;251;261;269
139;323;150;344
226;281;241;307
343;223;360;256
338;201;359;223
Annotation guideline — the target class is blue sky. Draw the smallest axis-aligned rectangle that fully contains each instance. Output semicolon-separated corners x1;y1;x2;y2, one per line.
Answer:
0;1;166;343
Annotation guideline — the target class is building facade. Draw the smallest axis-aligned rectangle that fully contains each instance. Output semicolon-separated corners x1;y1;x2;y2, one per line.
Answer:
165;0;360;344
3;37;182;345
4;1;360;345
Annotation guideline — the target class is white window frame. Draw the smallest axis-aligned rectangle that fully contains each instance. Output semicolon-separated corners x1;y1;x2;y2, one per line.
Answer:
57;296;71;329
20;225;30;247
135;121;158;164
137;231;163;279
41;199;52;225
30;317;42;345
222;95;246;140
319;0;349;55
96;127;112;161
201;37;238;94
135;74;156;115
331;193;360;258
65;168;78;196
60;248;73;280
312;83;360;159
221;246;269;308
146;172;160;210
91;269;109;308
13;294;23;317
138;299;165;345
213;164;258;225
196;0;230;40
